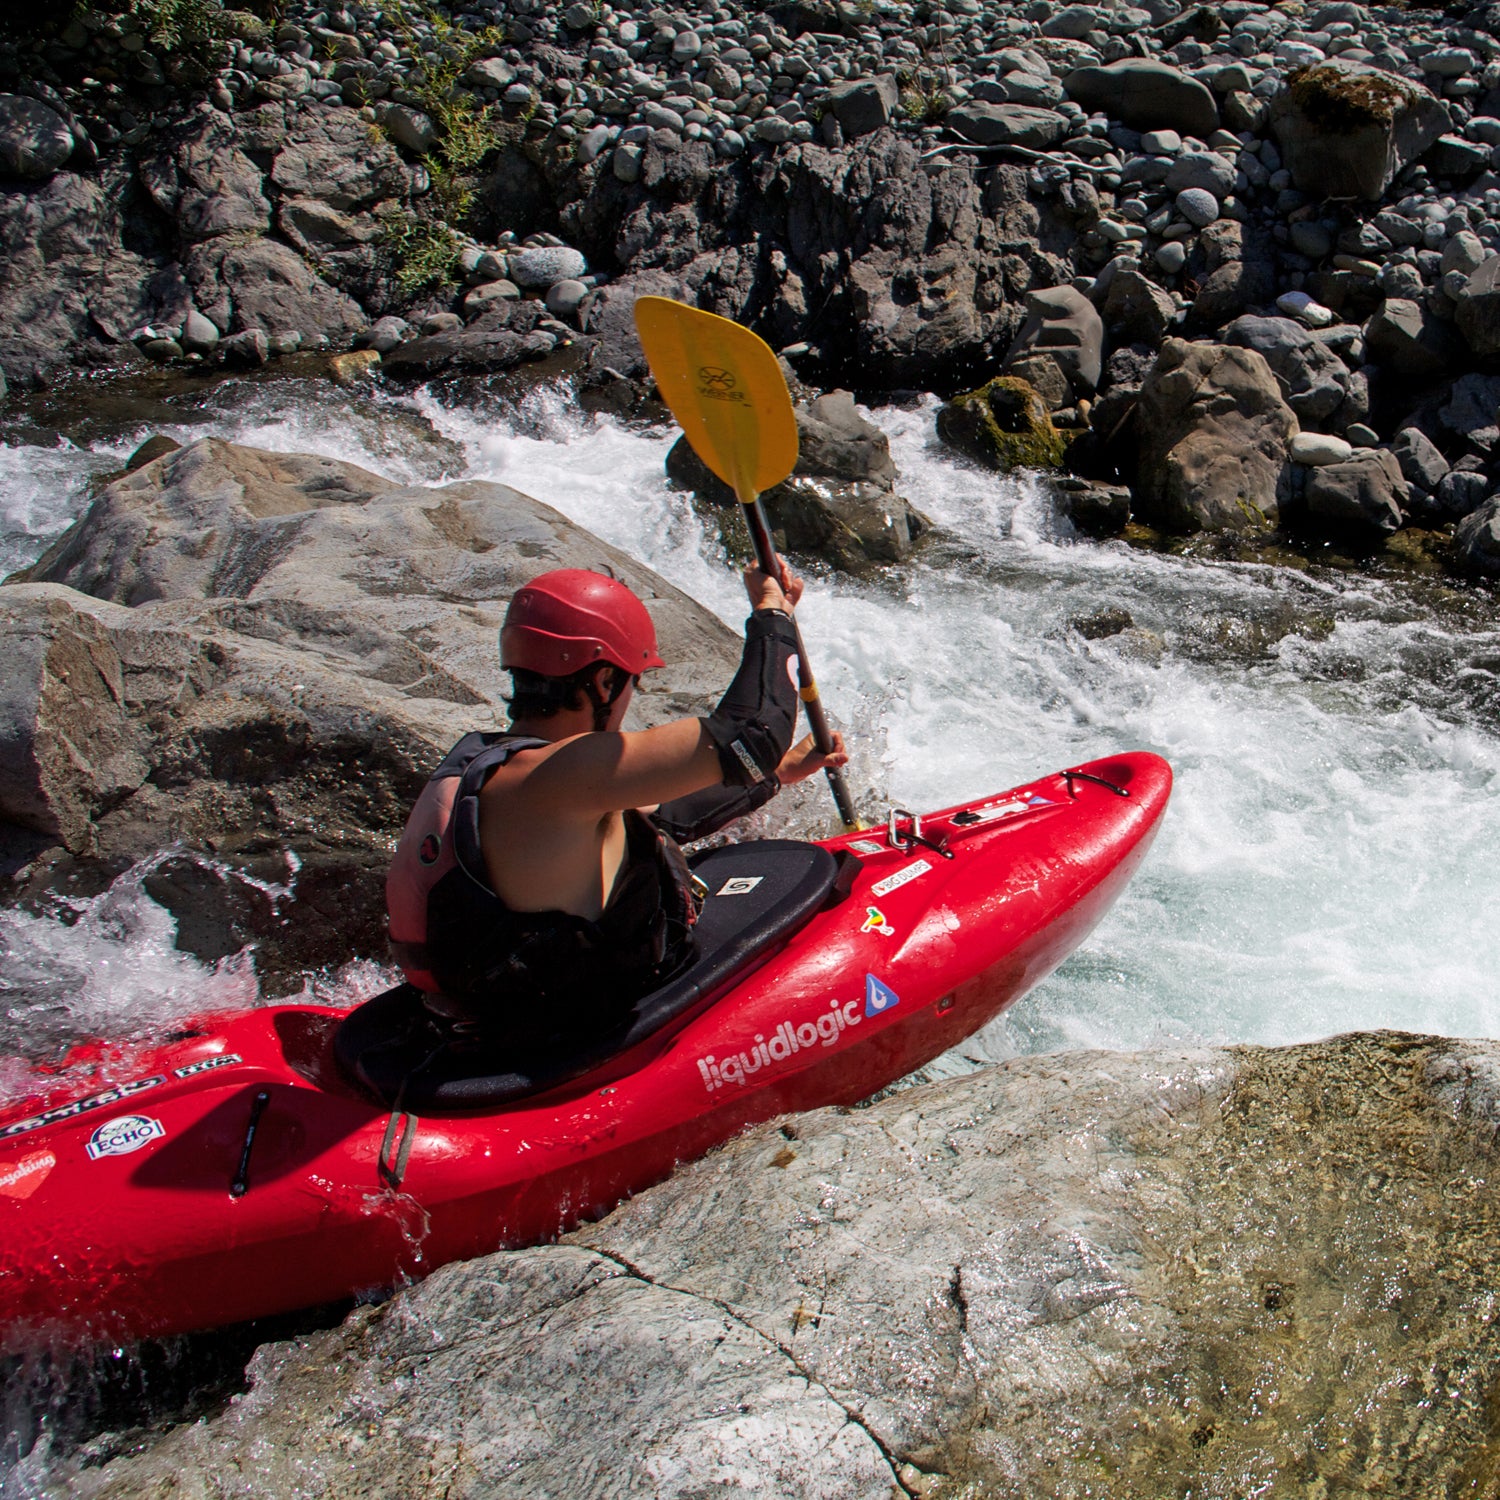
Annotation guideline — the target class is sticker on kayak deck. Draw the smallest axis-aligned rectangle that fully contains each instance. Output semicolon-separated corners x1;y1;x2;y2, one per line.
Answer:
716;876;764;897
861;906;895;937
0;1075;166;1143
0;1151;55;1201
848;839;884;856
85;1114;165;1161
865;974;901;1017
173;1053;244;1079
871;858;931;898
975;794;1057;822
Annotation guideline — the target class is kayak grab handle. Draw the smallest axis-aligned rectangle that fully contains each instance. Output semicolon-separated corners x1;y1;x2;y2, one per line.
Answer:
887;809;955;860
230;1089;272;1198
1062;769;1130;798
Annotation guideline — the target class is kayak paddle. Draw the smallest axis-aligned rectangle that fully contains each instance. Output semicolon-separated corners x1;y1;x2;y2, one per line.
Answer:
633;295;860;830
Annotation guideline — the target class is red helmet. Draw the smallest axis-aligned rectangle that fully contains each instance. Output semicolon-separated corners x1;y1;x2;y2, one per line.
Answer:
500;569;665;677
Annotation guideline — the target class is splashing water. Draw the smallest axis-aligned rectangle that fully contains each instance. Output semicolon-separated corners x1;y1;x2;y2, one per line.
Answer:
2;375;1500;1072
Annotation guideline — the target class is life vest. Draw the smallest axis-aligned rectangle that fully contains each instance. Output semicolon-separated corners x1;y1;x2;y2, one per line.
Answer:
386;732;701;1032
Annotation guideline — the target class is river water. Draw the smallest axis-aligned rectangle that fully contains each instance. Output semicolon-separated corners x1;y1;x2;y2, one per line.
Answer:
2;371;1499;1075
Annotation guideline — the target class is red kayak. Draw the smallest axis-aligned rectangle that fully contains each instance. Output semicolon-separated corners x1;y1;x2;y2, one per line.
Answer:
0;751;1170;1352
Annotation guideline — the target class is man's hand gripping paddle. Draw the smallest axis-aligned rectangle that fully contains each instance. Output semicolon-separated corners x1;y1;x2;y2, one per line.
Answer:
633;296;861;830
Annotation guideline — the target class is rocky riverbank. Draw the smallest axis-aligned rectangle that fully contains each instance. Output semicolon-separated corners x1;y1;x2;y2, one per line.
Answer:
10;0;1500;574
24;1031;1500;1497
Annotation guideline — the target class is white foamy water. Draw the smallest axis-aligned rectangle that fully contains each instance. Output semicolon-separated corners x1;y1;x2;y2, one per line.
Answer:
3;376;1499;1065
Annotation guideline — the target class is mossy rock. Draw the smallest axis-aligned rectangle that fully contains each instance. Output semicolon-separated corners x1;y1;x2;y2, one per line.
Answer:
1286;64;1409;131
936;376;1070;472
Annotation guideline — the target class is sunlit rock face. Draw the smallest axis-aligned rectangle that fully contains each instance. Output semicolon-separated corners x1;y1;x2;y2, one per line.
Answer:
60;1033;1500;1498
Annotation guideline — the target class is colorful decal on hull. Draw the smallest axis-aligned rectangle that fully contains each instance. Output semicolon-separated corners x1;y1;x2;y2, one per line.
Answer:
0;1151;55;1201
0;1075;167;1142
865;974;901;1017
848;839;885;856
85;1114;166;1161
861;906;895;937
716;876;764;897
871;858;931;898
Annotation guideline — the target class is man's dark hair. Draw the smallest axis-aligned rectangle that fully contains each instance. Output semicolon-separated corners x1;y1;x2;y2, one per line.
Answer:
507;663;634;731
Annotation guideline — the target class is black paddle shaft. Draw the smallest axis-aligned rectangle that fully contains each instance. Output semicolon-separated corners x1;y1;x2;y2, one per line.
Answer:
741;494;859;828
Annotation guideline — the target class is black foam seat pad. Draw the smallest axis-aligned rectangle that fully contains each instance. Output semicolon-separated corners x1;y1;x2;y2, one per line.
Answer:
334;840;847;1113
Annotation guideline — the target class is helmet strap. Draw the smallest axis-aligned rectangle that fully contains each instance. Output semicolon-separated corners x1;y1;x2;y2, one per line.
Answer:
583;665;634;732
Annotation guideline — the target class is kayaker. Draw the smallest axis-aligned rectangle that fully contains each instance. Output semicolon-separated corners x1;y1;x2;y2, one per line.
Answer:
387;565;848;1044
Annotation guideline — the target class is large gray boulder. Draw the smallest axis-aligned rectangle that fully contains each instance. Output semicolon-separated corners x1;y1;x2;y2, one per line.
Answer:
4;439;739;985
1270;62;1449;200
55;1034;1500;1498
1135;338;1298;532
668;391;925;572
1062;60;1219;135
1222;315;1354;425
1303;449;1408;535
0;94;75;182
1455;494;1500;575
1004;283;1104;399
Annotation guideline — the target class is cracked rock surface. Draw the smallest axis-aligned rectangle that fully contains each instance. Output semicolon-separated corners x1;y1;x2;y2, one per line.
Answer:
54;1032;1500;1498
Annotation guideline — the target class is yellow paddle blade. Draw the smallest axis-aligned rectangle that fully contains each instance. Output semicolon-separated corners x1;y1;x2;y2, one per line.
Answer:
633;297;798;502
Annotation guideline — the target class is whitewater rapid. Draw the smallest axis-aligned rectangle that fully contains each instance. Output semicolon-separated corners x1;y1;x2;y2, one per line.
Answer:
2;373;1499;1067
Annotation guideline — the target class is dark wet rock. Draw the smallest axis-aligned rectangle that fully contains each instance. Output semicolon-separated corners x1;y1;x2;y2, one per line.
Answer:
1222;315;1354;425
1392;427;1451;493
125;435;181;473
379;328;532;376
668;390;925;572
1063;60;1219;136
1270;62;1450;201
1054;476;1131;536
2;439;738;983
59;1035;1500;1500
1435;467;1492;519
937;376;1070;473
0;94;76;182
1364;298;1466;383
1438;373;1500;451
1454;254;1500;358
1303;450;1408;535
1135;338;1297;532
1455;493;1500;573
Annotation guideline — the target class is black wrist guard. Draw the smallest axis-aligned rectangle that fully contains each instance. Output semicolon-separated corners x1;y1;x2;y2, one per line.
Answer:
701;610;800;789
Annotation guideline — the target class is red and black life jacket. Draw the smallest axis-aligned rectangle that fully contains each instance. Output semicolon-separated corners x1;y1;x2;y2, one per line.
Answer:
386;732;701;1034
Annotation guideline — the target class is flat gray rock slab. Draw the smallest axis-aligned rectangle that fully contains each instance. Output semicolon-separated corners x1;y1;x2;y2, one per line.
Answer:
54;1033;1500;1498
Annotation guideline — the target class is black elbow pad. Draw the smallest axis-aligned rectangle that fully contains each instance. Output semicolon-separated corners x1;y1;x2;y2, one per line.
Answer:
702;610;800;789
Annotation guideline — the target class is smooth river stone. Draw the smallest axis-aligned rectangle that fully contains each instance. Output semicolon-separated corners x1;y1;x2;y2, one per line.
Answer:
1291;432;1354;465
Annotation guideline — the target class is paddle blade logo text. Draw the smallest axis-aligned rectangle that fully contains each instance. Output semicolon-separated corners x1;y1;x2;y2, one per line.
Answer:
696;365;747;404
